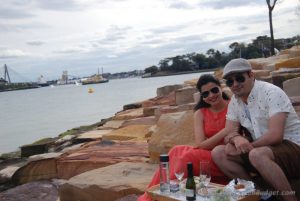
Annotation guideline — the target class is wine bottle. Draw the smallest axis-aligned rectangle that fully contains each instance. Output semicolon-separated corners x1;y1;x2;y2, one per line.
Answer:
185;162;196;200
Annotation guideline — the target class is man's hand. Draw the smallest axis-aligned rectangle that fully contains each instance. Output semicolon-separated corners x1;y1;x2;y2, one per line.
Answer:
233;136;253;154
225;143;241;156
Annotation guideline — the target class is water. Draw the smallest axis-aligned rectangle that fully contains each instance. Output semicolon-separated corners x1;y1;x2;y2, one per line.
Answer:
0;73;207;154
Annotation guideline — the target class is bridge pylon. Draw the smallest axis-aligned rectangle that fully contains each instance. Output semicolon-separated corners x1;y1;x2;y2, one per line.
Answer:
4;64;11;84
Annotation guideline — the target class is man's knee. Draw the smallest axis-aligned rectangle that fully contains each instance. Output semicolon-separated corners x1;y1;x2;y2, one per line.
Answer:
249;147;273;168
211;145;225;163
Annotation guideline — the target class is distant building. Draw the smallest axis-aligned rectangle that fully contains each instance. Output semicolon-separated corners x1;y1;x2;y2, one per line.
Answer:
62;71;68;84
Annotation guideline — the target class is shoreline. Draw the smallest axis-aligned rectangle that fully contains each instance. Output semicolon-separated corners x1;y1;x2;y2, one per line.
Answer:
0;117;112;159
142;68;219;78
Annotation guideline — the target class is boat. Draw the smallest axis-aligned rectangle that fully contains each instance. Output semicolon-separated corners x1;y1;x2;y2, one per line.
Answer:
75;80;82;86
81;68;109;85
37;75;50;87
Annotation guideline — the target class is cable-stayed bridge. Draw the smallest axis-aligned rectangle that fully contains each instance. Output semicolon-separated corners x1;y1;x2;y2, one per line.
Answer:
0;64;34;84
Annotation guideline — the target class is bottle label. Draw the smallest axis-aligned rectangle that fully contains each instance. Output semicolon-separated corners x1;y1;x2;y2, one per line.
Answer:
170;180;179;193
185;189;195;197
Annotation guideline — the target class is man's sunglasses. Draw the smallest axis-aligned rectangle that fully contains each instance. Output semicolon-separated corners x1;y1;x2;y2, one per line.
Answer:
201;87;220;98
225;74;246;87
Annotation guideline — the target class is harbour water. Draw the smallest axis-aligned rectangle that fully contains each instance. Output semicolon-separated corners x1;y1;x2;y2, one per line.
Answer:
0;73;207;154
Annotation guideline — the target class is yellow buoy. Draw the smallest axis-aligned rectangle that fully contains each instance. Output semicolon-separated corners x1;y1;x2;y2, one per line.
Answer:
88;88;94;93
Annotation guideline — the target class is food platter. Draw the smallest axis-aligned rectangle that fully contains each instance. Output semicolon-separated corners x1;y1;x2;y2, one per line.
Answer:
224;178;255;199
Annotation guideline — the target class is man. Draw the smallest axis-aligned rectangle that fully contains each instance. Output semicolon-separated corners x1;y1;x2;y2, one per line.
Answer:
211;58;300;201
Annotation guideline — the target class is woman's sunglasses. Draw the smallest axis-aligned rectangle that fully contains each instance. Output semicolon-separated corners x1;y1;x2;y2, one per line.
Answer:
225;74;246;87
201;87;220;98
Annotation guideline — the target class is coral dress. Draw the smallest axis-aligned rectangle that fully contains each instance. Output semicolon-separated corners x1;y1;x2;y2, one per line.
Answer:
138;107;229;201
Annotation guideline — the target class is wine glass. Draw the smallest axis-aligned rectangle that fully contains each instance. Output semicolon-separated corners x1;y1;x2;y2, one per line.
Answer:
199;160;211;196
174;156;184;183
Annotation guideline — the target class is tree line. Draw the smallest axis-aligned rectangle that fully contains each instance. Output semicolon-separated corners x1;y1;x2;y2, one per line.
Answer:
144;35;300;75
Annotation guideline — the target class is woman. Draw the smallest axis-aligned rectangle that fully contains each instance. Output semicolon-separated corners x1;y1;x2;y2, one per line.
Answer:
138;74;231;201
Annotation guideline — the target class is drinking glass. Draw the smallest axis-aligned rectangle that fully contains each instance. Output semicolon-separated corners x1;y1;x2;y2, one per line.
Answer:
199;160;211;196
174;156;184;183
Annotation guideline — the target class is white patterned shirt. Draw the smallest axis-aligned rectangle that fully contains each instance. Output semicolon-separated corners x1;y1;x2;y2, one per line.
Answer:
227;80;300;145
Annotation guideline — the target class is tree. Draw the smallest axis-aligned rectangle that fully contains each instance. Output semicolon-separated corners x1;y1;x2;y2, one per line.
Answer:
266;0;278;55
191;53;207;69
144;65;158;74
159;58;171;71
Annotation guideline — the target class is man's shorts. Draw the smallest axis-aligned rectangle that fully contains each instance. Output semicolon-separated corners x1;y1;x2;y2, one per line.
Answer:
241;140;300;179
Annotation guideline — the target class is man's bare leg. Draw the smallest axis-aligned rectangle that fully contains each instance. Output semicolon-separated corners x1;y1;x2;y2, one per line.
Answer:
211;145;250;180
249;147;297;201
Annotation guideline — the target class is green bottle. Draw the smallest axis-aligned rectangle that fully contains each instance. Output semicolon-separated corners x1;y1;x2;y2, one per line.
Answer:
185;162;196;200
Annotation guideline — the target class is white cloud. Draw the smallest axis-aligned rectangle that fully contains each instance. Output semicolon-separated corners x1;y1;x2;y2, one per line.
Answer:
0;49;30;59
0;0;299;80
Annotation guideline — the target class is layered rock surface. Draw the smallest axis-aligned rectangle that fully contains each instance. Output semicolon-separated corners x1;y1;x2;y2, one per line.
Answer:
59;162;156;201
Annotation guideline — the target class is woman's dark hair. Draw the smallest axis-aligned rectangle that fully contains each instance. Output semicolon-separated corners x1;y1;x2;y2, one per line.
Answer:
194;74;229;111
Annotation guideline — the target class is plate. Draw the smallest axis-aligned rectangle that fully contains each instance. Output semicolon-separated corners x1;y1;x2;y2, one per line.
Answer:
197;187;217;196
224;178;255;198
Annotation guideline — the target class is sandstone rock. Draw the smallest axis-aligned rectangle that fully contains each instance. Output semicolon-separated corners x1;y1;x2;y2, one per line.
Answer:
55;135;76;144
156;84;183;97
113;108;144;120
262;64;276;71
143;106;160;117
148;111;194;163
99;120;125;129
102;125;152;141
290;96;300;119
294;106;300;117
184;78;198;86
0;166;19;183
154;105;181;120
275;57;300;70
123;102;142;110
253;69;271;80
0;180;58;201
178;103;196;111
76;129;112;141
214;69;223;80
60;143;85;153
193;92;200;103
115;194;139;201
271;70;300;88
279;46;300;58
154;104;195;120
141;100;156;108
258;75;273;83
121;116;156;128
248;53;290;70
57;140;149;179
290;96;300;107
59;162;157;201
142;91;176;107
283;77;300;97
175;86;197;105
28;152;63;162
12;156;58;185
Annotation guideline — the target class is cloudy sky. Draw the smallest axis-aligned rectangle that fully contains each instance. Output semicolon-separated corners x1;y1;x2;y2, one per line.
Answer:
0;0;299;81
